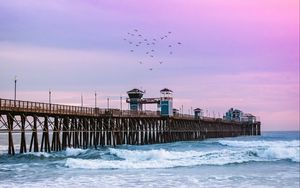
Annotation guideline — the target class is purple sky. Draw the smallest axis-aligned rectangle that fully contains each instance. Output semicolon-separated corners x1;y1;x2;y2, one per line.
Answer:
0;0;299;131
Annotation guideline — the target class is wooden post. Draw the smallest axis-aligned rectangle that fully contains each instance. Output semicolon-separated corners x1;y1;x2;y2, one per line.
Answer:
29;115;39;152
20;115;27;153
62;117;68;150
7;114;15;155
44;116;50;152
40;116;50;152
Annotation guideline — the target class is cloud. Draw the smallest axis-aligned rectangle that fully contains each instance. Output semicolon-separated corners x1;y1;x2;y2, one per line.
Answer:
0;0;298;131
0;42;154;90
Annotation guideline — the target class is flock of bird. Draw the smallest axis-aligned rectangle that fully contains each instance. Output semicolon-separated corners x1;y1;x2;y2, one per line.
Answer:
123;29;182;71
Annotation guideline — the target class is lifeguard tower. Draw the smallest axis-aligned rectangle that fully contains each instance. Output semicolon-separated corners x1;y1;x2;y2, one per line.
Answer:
194;108;203;119
127;88;144;111
160;88;173;116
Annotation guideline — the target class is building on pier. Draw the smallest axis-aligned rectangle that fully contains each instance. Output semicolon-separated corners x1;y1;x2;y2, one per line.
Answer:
241;113;257;123
224;108;257;123
194;108;204;119
160;88;173;116
173;108;180;116
126;88;174;117
224;108;244;121
126;88;144;111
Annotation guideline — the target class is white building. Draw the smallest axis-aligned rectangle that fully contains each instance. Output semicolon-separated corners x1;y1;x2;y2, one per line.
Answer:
224;108;257;123
241;113;256;123
224;108;244;121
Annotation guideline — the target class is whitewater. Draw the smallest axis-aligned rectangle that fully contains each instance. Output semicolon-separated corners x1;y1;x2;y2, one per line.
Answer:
0;131;299;188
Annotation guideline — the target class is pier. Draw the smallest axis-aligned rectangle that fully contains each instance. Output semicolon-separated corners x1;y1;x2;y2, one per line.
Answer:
0;97;260;155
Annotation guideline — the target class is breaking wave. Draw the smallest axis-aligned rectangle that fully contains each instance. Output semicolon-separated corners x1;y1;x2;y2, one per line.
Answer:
217;140;300;148
20;148;88;158
65;139;300;170
217;140;300;162
65;148;87;157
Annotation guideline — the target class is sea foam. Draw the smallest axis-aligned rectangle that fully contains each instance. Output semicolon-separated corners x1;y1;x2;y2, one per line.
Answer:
65;148;258;169
218;140;300;162
65;148;87;157
65;139;300;170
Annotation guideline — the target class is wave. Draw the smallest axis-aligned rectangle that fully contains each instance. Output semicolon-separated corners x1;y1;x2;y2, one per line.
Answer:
23;152;52;158
19;148;88;158
64;148;261;170
217;140;300;162
64;148;87;157
65;139;300;169
217;140;300;148
1;138;299;170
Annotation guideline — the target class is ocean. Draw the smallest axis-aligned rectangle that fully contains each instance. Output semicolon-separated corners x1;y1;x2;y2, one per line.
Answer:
0;131;299;188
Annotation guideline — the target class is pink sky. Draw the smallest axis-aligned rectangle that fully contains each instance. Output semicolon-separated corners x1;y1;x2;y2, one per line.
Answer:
0;0;299;131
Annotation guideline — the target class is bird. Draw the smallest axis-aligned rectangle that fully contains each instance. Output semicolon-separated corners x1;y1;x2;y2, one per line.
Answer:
123;30;182;70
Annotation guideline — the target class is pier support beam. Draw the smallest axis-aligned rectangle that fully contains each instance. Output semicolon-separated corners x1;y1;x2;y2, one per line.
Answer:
20;115;27;153
7;114;15;155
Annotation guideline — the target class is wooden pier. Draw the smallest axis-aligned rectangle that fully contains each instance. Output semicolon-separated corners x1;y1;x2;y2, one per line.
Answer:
0;98;260;155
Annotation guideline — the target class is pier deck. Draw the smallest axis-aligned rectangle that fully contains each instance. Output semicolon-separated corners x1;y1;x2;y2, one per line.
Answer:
0;98;260;155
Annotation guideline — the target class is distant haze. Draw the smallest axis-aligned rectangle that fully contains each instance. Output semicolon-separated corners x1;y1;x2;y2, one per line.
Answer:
0;0;299;131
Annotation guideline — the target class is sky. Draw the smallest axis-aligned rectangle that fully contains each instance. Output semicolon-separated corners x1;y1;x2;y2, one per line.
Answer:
0;0;299;131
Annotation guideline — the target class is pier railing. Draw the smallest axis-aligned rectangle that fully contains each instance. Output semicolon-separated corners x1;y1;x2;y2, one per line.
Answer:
0;98;261;155
0;98;162;117
0;98;251;122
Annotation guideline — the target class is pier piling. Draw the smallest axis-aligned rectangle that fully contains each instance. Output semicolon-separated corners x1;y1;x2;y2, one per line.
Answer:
0;98;261;155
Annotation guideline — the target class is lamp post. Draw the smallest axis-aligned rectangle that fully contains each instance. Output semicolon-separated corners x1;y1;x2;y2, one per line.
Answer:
95;92;97;108
181;105;183;115
49;89;51;104
14;76;17;101
107;97;110;110
120;96;122;111
81;94;83;107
